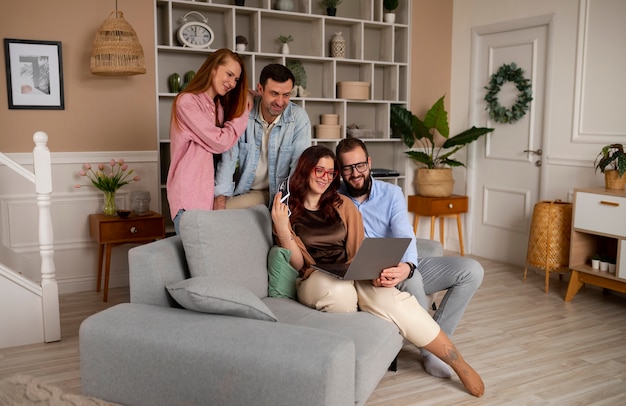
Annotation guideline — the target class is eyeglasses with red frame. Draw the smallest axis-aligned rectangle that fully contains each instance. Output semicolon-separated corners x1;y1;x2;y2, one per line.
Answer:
312;166;337;180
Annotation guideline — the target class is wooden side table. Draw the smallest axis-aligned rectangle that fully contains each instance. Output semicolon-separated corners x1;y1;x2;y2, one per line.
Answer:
408;195;468;255
89;211;165;302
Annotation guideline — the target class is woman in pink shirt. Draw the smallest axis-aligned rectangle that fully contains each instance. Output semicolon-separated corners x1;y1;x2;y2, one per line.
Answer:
167;49;250;234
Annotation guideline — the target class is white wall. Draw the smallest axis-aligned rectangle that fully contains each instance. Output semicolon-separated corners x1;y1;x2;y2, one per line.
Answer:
451;0;625;201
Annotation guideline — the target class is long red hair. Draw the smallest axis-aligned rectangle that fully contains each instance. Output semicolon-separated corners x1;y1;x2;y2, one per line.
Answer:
288;146;342;222
171;48;248;128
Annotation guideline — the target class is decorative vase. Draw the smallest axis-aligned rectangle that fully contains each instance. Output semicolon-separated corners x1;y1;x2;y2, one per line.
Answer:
326;7;336;16
281;43;290;54
276;0;294;11
414;168;455;197
103;191;117;216
330;32;345;58
236;43;246;52
383;13;396;23
168;73;181;93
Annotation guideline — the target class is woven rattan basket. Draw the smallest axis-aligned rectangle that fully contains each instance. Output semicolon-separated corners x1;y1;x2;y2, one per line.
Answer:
414;168;454;197
605;170;626;190
90;11;146;76
524;200;572;292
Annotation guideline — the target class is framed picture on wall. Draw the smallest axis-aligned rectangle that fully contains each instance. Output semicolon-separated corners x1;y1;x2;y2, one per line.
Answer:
4;38;64;110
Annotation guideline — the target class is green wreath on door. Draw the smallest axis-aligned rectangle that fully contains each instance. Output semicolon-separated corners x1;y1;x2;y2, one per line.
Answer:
484;62;533;124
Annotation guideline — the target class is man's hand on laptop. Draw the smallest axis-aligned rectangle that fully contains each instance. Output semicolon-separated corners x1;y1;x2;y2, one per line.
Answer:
373;263;411;287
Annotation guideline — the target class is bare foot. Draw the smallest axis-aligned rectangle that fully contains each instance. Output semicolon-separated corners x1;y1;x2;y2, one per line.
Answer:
450;359;484;397
435;344;484;396
423;331;485;397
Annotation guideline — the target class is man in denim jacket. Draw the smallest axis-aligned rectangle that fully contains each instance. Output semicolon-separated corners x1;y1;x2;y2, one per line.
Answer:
214;64;311;209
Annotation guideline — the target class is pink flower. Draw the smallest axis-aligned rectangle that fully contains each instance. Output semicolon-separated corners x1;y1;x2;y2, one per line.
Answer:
74;184;82;188
74;158;140;193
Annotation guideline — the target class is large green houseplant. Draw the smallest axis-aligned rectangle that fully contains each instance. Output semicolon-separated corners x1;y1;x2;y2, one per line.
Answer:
594;143;626;190
390;95;495;196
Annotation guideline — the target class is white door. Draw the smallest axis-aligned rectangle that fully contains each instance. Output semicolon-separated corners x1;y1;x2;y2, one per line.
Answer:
468;18;551;267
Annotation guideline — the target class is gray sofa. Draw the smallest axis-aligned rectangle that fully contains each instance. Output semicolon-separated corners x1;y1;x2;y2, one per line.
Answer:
80;205;442;406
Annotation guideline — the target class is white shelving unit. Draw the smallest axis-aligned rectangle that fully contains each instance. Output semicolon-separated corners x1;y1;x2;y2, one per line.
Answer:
154;0;412;231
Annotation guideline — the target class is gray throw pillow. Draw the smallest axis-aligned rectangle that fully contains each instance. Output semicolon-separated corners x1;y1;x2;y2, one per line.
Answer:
166;277;277;322
179;207;273;299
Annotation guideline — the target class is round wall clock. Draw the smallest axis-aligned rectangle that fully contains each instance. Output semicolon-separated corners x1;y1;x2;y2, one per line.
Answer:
177;11;215;49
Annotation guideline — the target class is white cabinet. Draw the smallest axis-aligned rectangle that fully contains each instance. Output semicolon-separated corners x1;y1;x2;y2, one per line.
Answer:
154;0;412;231
565;187;626;301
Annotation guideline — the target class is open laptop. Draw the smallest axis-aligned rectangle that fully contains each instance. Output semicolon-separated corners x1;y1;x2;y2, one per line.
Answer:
312;238;411;280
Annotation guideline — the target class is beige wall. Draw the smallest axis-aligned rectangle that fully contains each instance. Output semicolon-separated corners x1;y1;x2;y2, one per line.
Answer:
0;0;156;153
410;0;453;115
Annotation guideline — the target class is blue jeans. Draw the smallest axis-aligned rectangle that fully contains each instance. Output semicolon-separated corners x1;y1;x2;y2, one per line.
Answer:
173;209;185;235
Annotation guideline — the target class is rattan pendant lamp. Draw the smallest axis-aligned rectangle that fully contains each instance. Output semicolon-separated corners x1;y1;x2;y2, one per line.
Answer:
90;0;146;76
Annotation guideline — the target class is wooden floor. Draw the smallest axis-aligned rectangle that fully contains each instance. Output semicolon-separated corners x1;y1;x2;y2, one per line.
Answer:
1;256;626;405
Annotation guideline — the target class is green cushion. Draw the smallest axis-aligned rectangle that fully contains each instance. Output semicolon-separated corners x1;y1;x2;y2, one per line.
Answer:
267;245;298;300
166;277;277;322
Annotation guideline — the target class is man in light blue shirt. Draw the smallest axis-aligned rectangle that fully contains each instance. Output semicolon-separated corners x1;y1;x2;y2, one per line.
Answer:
336;137;484;379
214;64;311;209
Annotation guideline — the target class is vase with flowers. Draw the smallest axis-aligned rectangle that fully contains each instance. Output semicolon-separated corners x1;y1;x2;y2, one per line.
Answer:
75;159;141;216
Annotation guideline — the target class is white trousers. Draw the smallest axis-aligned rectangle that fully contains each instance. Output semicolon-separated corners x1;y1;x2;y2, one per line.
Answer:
297;271;440;347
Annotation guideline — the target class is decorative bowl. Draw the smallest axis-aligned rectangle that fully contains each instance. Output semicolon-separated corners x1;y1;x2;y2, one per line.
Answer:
117;210;131;218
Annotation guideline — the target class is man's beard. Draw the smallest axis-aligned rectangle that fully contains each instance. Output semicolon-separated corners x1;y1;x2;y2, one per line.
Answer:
345;173;372;198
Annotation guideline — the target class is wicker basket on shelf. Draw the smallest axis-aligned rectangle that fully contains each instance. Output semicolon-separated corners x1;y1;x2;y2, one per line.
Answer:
90;11;146;76
523;200;572;293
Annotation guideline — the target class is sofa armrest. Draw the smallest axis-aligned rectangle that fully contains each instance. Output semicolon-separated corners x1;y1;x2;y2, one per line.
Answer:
128;235;189;307
416;238;443;258
80;303;355;406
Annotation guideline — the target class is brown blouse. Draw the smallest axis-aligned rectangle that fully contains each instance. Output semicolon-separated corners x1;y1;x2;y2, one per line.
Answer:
291;209;347;265
280;194;365;279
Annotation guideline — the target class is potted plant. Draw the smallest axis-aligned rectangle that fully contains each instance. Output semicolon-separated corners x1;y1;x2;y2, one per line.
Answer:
594;143;626;190
277;34;293;54
383;0;398;23
591;254;601;270
286;59;307;97
235;35;248;52
608;257;617;274
319;0;342;16
390;95;495;197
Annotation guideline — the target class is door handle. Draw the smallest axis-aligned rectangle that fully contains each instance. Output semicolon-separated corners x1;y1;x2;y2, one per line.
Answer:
523;149;542;156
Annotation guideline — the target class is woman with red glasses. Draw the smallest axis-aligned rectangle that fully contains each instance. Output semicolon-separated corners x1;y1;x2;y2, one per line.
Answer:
271;145;484;397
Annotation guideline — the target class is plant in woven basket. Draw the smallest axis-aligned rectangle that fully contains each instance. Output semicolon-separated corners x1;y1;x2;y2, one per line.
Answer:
390;95;495;169
594;143;626;190
390;96;495;197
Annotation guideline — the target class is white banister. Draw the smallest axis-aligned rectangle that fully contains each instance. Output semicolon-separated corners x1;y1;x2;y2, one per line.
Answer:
0;131;60;344
33;132;60;342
